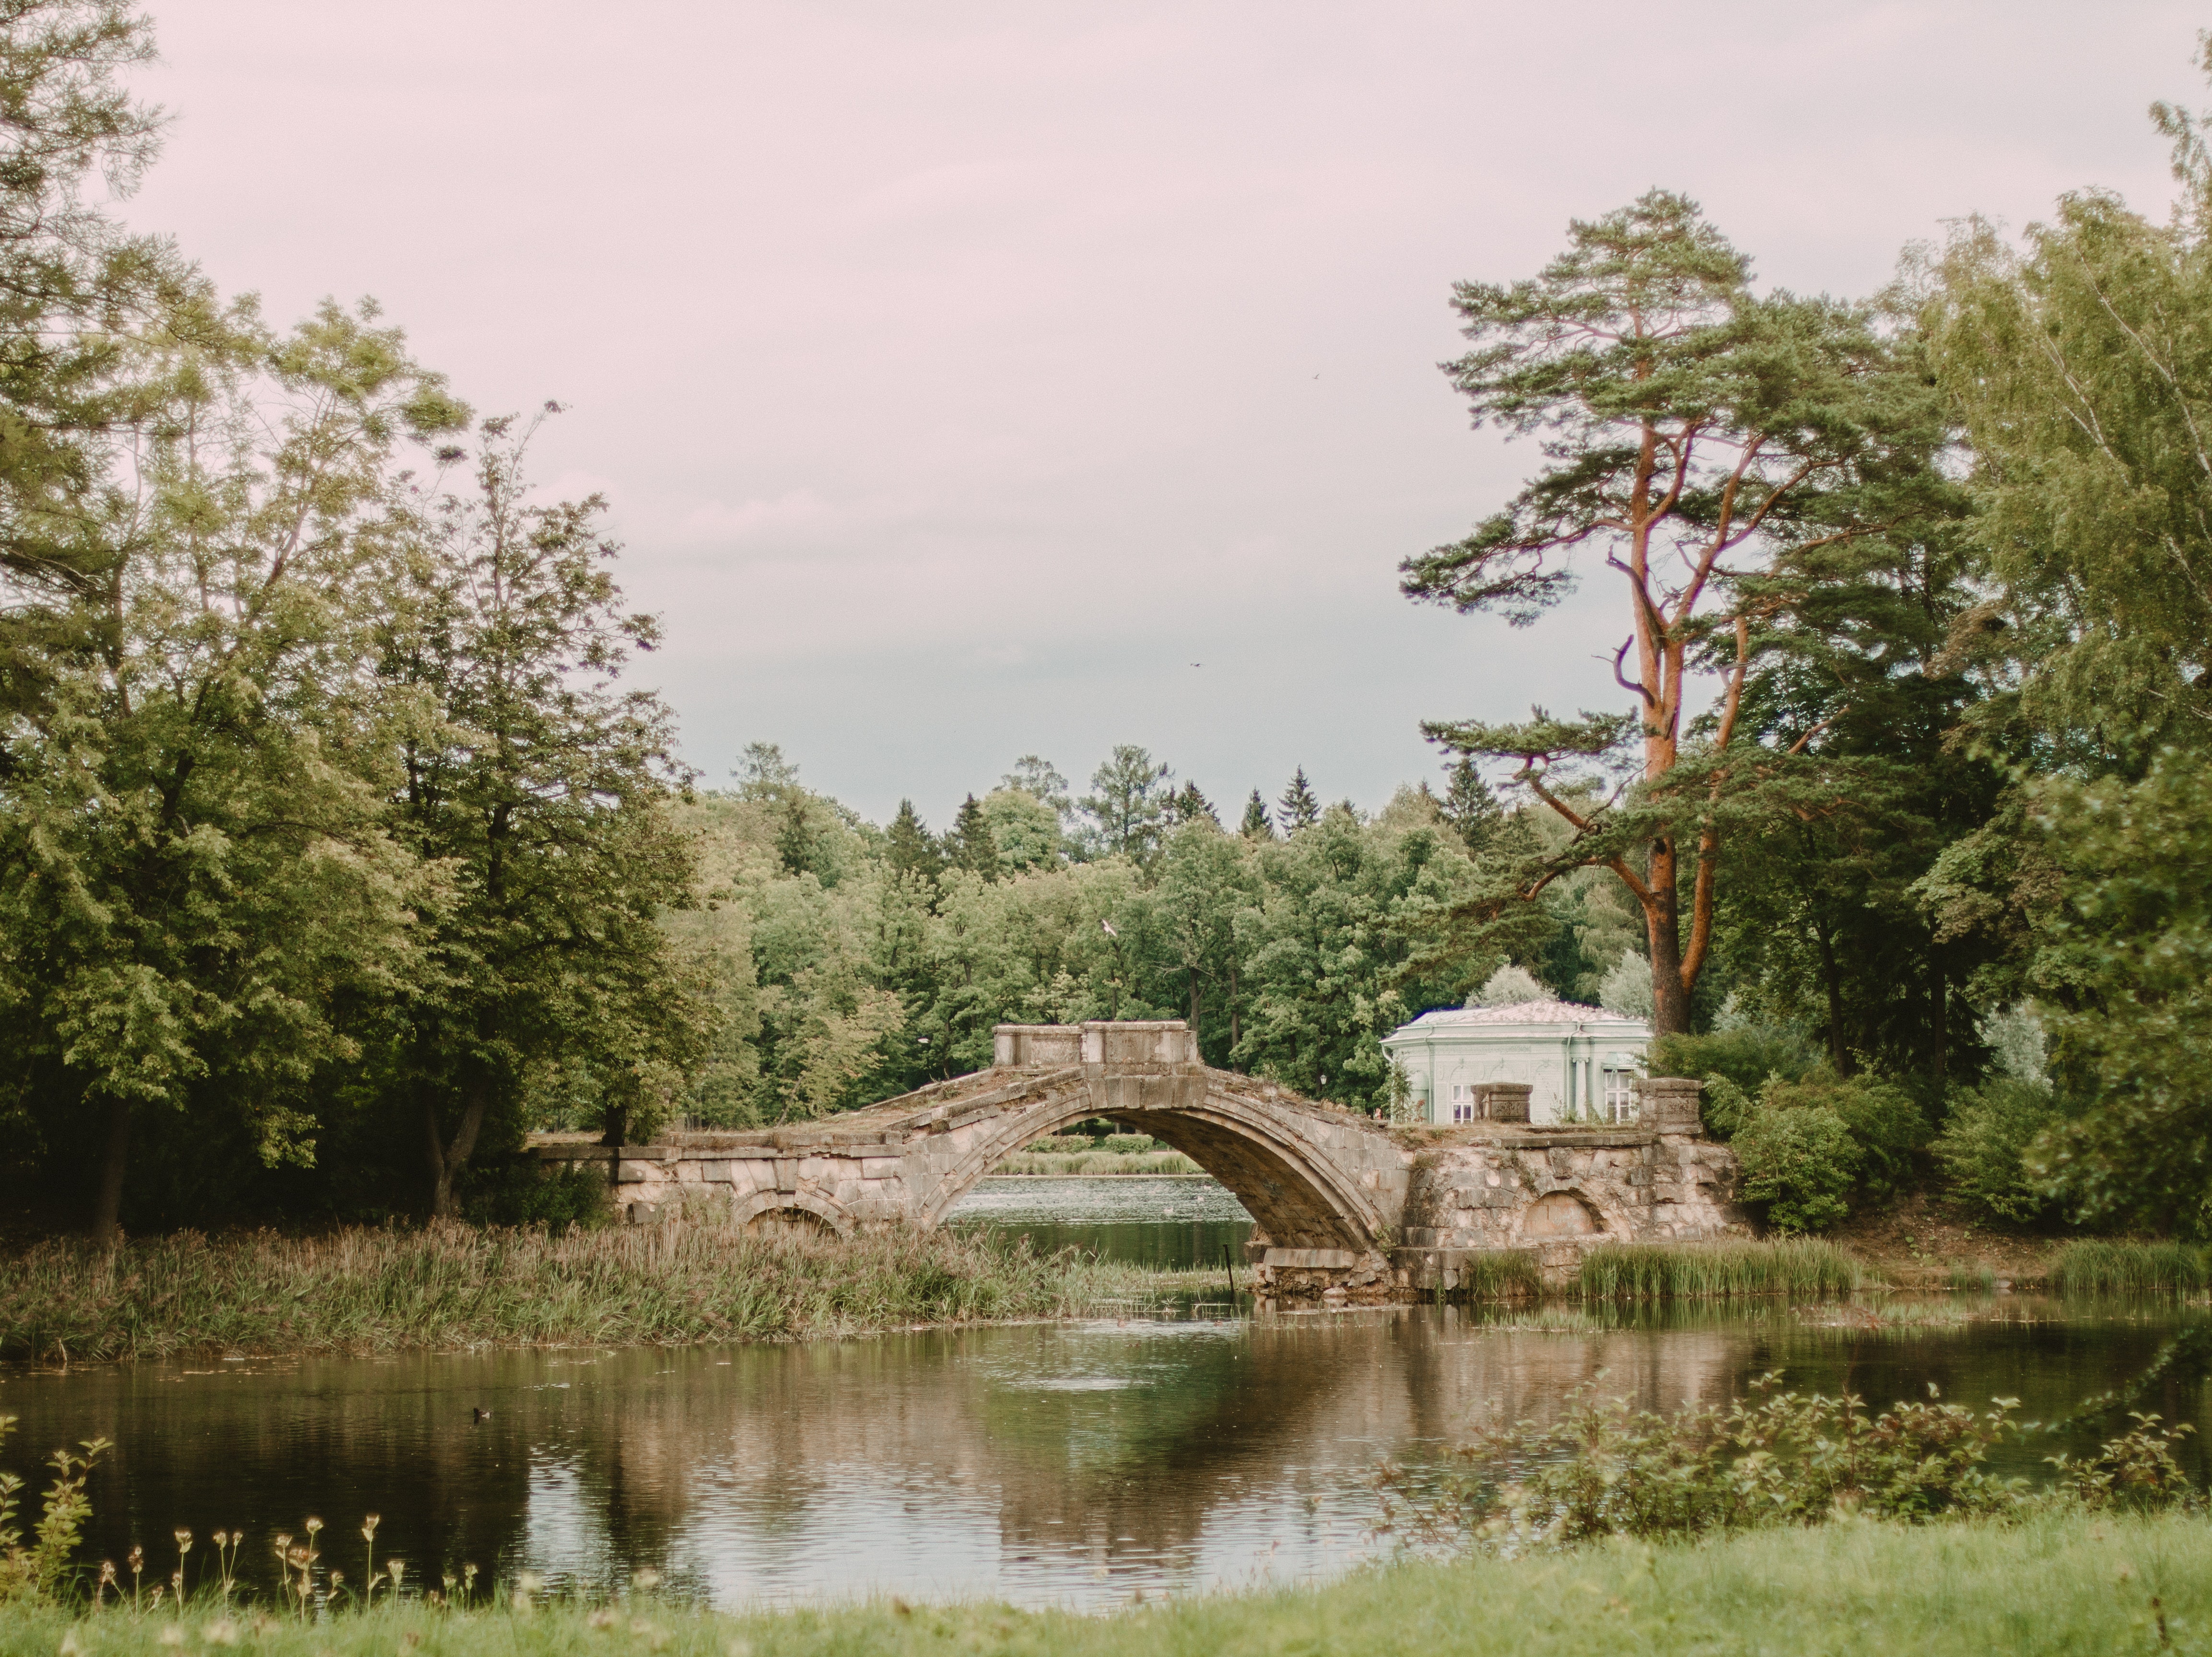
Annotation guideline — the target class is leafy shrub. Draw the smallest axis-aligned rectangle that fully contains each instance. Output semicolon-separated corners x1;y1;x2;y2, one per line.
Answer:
0;1417;105;1602
1100;1134;1158;1155
1649;1025;1816;1100
1373;1375;2201;1552
1764;1074;1928;1196
1699;1075;1753;1140
459;1158;609;1233
1934;1079;2062;1224
1732;1103;1860;1232
2047;1415;2203;1513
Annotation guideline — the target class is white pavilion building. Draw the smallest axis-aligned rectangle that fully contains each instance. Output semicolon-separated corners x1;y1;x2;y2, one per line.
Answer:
1380;999;1655;1127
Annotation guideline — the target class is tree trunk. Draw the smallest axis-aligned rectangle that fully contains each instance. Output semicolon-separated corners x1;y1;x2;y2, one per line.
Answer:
424;1087;489;1219
1645;839;1692;1037
91;1096;130;1246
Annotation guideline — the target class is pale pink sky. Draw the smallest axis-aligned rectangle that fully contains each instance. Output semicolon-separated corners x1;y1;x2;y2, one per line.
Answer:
131;1;2193;824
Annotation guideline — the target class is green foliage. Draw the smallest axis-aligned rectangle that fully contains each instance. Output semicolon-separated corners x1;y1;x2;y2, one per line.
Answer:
2018;754;2212;1231
0;1416;105;1603
1731;1101;1860;1232
1932;1079;2062;1225
1077;745;1174;866
1376;1376;2201;1555
1651;1023;1814;1092
1276;766;1320;833
979;788;1060;872
1762;1074;1928;1196
457;1159;609;1234
1237;789;1273;839
370;418;706;1214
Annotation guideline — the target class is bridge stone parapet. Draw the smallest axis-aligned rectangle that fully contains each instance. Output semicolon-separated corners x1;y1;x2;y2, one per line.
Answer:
530;1021;1744;1296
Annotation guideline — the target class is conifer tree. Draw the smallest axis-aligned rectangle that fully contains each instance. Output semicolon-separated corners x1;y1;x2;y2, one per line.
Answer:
1167;781;1219;828
947;793;1001;880
1403;191;1932;1034
885;800;940;885
1240;790;1275;839
1278;767;1321;833
1440;758;1503;854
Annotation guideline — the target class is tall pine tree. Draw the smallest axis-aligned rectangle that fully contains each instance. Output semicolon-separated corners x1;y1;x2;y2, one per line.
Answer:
947;793;1001;880
1240;790;1275;839
1440;758;1503;854
1278;767;1321;833
886;801;940;885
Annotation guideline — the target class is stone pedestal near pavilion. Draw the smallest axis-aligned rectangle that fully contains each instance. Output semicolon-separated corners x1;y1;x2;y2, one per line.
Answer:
1389;1074;1748;1292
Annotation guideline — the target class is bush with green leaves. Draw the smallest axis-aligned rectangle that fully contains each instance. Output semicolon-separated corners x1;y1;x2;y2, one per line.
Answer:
1373;1374;2201;1554
1731;1102;1860;1233
0;1418;105;1603
1933;1079;2062;1225
1648;1025;1816;1102
1764;1074;1928;1196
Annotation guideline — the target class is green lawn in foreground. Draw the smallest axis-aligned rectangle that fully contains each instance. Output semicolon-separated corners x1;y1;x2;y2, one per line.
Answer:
5;1512;2208;1657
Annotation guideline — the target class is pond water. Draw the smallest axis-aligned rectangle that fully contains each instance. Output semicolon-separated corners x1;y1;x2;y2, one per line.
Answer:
2;1291;2205;1612
945;1175;1254;1272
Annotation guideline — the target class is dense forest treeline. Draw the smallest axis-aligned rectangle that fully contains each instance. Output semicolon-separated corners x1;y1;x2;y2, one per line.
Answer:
7;2;2212;1237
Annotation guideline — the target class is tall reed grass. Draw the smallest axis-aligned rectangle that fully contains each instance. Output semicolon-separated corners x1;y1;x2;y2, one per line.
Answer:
2050;1239;2212;1294
1451;1250;1543;1302
0;1225;1221;1364
1575;1239;1861;1301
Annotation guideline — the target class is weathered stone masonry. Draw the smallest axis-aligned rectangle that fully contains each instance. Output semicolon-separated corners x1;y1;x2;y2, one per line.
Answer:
531;1024;1747;1294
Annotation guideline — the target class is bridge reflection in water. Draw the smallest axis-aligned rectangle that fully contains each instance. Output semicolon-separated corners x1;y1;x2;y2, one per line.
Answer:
9;1307;1756;1611
11;1305;2198;1610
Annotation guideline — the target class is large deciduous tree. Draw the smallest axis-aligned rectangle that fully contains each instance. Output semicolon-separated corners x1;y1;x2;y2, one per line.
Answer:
2;301;466;1240
1404;190;1929;1034
374;414;706;1215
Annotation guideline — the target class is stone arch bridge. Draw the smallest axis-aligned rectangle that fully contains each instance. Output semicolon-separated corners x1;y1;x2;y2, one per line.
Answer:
532;1021;1745;1293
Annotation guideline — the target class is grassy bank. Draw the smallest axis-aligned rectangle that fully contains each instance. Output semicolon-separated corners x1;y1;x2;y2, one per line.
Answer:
0;1225;1227;1364
3;1512;2207;1655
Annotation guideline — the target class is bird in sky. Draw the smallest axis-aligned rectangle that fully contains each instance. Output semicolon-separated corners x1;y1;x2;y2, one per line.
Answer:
1190;662;1202;668
1100;919;1119;939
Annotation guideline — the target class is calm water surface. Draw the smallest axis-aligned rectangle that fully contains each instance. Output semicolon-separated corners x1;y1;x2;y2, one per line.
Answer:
0;1186;2204;1612
946;1175;1253;1272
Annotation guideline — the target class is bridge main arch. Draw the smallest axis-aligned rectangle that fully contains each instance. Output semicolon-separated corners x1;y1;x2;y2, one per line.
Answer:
909;1023;1403;1257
